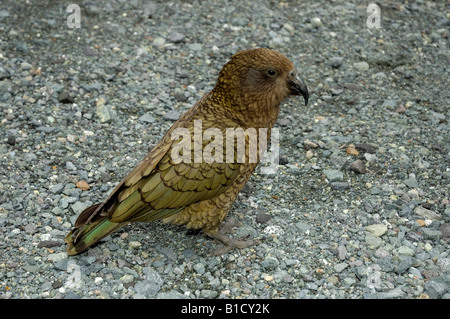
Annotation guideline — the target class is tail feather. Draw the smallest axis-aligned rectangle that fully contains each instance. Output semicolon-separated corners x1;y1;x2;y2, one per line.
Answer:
65;215;126;255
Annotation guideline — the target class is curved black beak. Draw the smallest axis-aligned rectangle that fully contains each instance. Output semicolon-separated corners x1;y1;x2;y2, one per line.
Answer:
288;74;309;106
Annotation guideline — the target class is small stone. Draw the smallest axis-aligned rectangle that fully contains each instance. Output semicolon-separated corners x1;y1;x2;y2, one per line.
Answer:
71;201;91;215
330;56;343;68
295;222;311;233
262;256;279;271
66;161;77;170
135;275;163;297
193;263;205;275
355;143;377;154
0;9;10;18
350;160;367;174
38;240;64;248
353;61;369;71
136;47;149;57
200;290;218;298
424;280;448;299
96;104;116;122
57;91;74;104
414;206;442;221
437;258;450;272
24;152;38;162
47;252;67;262
50;183;64;194
163;110;181;122
271;35;287;47
439;224;450;243
157;290;188;299
168;32;186;43
365;224;388;237
396;105;407;113
398;246;415;256
382;99;397;109
7;135;16;145
129;241;142;248
422;228;441;241
334;263;348;273
346;144;359;155
327;276;339;285
311;17;323;28
96;97;106;107
283;23;295;34
377;286;405;299
337;245;347;260
120;274;134;284
76;180;90;191
396;256;413;274
303;139;318;149
403;175;419;188
323;169;343;182
407;189;419;199
152;37;166;46
188;43;203;51
138;113;155;123
365;234;383;249
85;4;100;16
330;182;350;190
256;213;271;224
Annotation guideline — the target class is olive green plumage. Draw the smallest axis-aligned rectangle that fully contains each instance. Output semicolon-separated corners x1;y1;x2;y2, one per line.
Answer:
65;48;309;255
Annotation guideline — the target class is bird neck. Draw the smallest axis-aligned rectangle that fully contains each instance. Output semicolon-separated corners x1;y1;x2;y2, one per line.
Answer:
210;86;281;130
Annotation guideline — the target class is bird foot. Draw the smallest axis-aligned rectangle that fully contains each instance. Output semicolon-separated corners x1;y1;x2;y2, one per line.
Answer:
205;229;259;256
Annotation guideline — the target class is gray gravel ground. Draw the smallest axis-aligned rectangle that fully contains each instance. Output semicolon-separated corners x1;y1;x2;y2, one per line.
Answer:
0;0;449;299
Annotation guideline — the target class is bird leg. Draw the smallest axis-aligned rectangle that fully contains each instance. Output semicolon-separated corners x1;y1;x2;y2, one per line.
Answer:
204;219;259;255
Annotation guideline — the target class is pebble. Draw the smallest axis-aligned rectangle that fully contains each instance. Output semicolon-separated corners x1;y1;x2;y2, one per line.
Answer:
323;169;343;182
397;246;415;256
365;235;383;249
188;43;203;51
414;206;442;221
96;104;116;122
337;245;347;260
334;262;348;273
134;279;162;297
256;212;271;224
168;32;186;43
311;17;323;28
261;256;279;271
350;160;367;174
128;241;142;248
47;252;67;262
193;263;206;275
353;62;369;71
138;113;156;123
163;110;181;121
365;224;388;237
425;281;448;299
422;228;441;241
330;57;343;68
403;175;419;188
120;274;134;283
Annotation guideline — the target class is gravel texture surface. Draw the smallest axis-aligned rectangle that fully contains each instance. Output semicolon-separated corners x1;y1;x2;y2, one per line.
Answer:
0;0;449;299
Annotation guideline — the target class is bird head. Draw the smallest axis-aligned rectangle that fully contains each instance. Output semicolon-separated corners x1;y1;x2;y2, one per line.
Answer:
215;48;309;108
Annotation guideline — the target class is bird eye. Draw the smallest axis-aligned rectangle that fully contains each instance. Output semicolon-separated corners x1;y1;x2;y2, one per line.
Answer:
266;69;277;77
